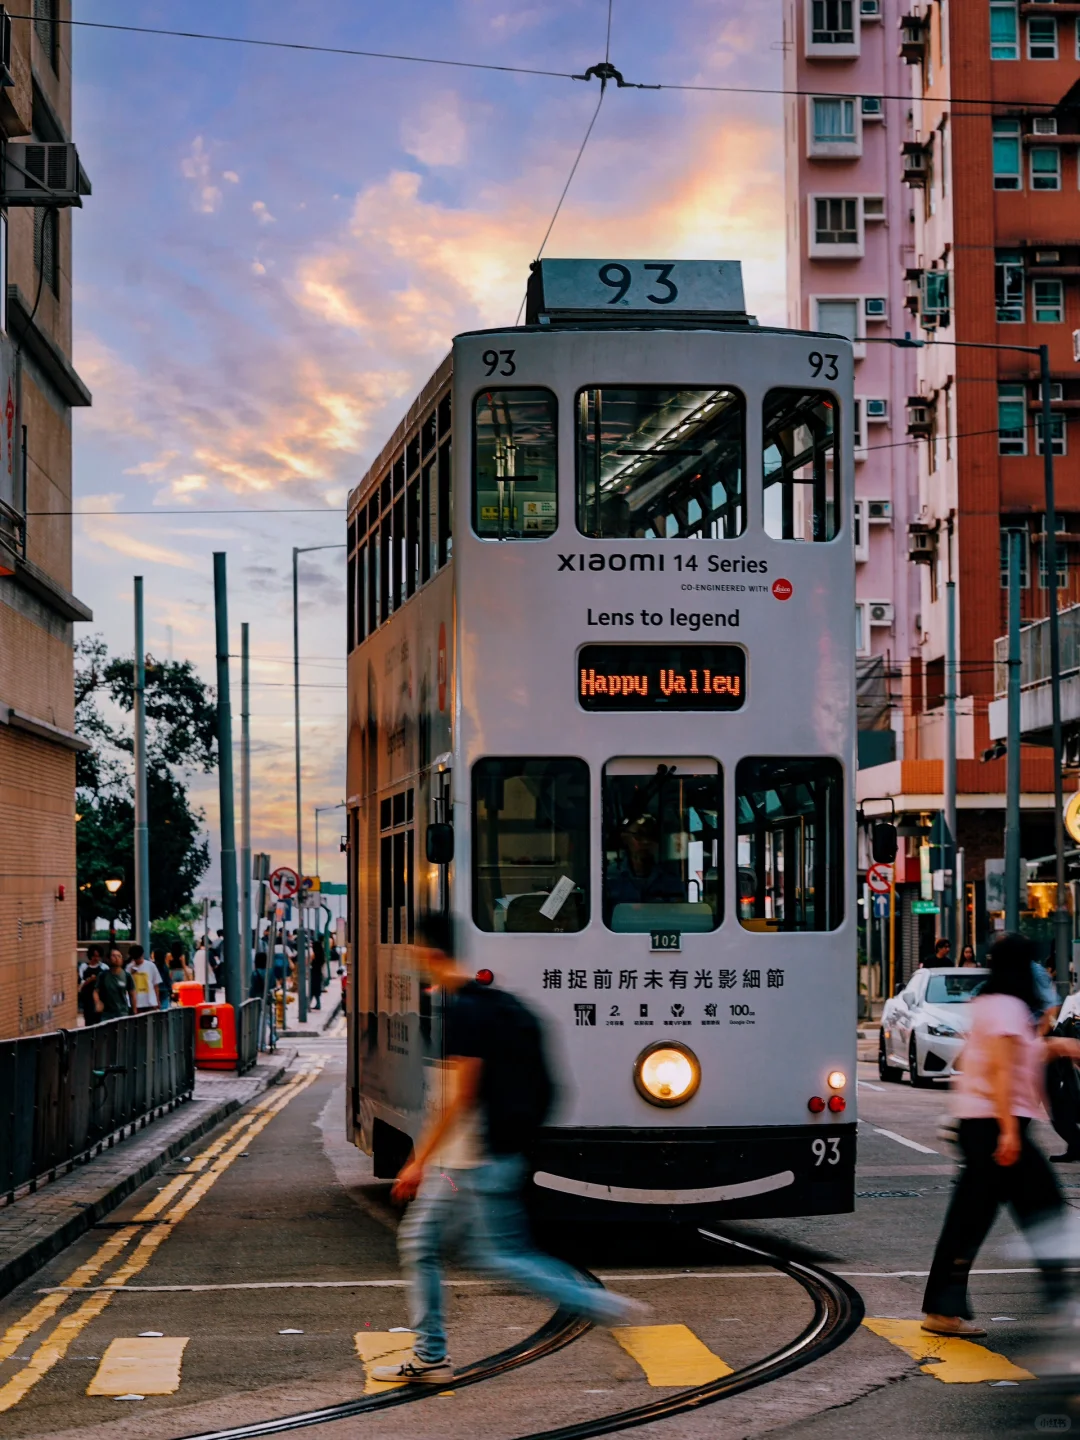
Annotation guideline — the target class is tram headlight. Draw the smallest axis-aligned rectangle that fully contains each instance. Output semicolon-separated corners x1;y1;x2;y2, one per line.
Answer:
634;1042;701;1107
827;1070;847;1091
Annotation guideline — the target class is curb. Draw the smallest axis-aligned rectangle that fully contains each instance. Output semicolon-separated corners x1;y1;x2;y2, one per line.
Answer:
0;1056;290;1302
280;996;343;1038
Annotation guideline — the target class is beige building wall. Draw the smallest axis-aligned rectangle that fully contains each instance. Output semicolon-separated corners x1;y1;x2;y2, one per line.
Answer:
0;3;92;1037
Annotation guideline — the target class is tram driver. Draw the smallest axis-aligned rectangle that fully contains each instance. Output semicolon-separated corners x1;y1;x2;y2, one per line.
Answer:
605;813;686;911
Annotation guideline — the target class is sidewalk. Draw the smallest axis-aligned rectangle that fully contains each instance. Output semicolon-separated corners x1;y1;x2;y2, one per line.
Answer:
279;972;343;1037
0;1049;295;1301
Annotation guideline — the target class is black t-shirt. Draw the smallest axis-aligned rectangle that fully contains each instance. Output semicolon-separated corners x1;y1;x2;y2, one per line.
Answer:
79;963;106;1018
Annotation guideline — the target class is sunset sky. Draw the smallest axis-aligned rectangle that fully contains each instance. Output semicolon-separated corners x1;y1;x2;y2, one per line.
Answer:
70;0;786;900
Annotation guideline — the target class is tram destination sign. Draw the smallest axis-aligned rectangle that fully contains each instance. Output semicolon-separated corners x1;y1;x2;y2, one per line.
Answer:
578;644;746;713
531;259;746;318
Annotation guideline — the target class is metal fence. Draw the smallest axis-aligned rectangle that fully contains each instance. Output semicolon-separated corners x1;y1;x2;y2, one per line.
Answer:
994;601;1080;695
237;998;260;1074
0;1006;195;1201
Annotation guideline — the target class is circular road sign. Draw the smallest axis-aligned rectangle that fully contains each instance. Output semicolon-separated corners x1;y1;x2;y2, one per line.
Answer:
867;863;892;895
1066;791;1080;846
268;866;300;900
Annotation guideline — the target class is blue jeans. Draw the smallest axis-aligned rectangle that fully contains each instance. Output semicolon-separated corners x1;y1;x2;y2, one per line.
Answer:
398;1168;478;1363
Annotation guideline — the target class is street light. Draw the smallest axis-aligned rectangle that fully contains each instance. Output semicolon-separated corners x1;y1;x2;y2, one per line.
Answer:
293;543;346;1023
315;801;346;879
886;334;1069;987
104;877;122;895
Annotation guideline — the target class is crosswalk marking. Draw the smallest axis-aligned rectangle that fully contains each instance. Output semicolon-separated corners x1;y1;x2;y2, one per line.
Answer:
354;1331;418;1393
862;1318;1034;1383
86;1336;189;1396
611;1324;733;1387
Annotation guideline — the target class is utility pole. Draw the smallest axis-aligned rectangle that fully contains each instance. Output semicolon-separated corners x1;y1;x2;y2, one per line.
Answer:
240;622;252;995
133;576;151;956
1040;344;1071;993
213;553;242;1013
943;516;957;955
1005;527;1023;933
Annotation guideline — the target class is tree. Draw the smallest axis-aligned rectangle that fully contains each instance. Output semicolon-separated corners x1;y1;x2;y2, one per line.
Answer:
75;636;216;936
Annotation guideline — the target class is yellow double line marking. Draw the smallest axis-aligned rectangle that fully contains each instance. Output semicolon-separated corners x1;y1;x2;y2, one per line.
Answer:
0;1061;325;1413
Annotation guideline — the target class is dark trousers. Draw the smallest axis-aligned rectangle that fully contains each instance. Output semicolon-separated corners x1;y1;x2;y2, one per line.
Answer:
923;1117;1065;1318
1046;1057;1080;1156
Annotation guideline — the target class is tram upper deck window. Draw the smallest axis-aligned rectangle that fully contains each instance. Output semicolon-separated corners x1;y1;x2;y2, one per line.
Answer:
602;759;721;933
763;390;839;542
473;389;557;539
735;757;843;932
472;758;588;932
576;388;745;540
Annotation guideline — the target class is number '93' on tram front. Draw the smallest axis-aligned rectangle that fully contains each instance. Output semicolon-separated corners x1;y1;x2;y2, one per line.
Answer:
344;259;856;1221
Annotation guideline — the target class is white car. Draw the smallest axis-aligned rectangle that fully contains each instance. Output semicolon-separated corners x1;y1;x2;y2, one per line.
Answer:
879;967;987;1087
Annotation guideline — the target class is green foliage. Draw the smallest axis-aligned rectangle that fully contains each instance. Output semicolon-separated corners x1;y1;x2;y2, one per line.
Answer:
151;904;201;961
75;636;216;932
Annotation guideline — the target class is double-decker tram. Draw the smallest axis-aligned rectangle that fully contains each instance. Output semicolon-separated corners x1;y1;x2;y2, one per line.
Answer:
344;259;856;1220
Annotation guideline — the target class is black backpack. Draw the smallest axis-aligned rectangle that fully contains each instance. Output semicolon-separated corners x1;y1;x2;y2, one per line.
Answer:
475;986;556;1154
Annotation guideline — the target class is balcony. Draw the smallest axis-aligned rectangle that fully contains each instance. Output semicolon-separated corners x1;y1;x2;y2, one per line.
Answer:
906;398;933;437
898;13;929;63
989;602;1080;748
901;140;929;188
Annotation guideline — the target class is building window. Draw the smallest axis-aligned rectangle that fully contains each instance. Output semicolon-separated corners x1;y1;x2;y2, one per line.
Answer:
998;384;1027;455
1033;278;1064;323
855;602;867;655
811;0;855;44
763;389;839;543
815;297;859;342
990;0;1019;59
995;251;1025;322
812;96;856;144
33;208;58;297
1031;147;1061;191
1036;411;1067;458
1027;16;1058;59
992;119;1022;189
473;388;557;540
999;525;1030;589
33;0;57;70
735;757;844;932
814;196;859;245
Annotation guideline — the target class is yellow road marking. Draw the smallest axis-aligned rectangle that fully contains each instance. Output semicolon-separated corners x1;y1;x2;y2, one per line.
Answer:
86;1336;189;1396
0;1062;325;1414
354;1332;418;1393
862;1318;1035;1383
611;1324;734;1387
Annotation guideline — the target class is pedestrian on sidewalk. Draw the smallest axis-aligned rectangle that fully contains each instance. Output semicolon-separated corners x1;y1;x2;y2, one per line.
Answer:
153;947;174;1010
249;951;268;1000
78;947;107;1026
310;936;325;1011
193;936;209;995
96;949;135;1020
922;932;1080;1337
922;938;952;969
126;944;162;1011
373;917;646;1386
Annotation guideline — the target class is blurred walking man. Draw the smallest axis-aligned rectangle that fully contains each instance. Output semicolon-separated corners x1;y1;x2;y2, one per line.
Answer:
373;918;645;1384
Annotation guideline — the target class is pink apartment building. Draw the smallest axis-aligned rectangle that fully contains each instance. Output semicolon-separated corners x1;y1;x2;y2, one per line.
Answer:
784;0;919;778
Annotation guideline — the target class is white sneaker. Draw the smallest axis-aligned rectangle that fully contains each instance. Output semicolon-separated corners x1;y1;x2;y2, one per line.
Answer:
369;1354;454;1384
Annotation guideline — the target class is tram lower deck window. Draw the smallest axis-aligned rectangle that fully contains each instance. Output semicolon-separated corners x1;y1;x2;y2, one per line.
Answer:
602;759;722;933
736;758;843;932
576;387;745;539
472;758;589;932
762;389;839;542
473;389;557;540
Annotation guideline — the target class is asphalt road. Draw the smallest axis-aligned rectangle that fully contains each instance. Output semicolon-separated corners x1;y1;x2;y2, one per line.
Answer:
1;1033;1077;1440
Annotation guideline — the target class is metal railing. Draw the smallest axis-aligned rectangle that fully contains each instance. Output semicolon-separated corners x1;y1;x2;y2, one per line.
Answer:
0;1007;195;1201
237;998;260;1074
994;601;1080;696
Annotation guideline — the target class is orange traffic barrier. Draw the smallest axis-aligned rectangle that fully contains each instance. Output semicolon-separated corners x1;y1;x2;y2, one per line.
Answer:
174;981;205;1008
194;1002;238;1070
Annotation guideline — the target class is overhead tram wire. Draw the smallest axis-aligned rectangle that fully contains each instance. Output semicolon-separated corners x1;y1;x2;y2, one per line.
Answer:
9;13;1063;113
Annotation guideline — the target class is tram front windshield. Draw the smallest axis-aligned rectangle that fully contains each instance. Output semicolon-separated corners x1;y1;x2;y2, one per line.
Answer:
602;762;721;933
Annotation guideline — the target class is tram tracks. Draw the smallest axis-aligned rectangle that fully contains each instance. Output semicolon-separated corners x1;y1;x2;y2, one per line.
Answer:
174;1227;865;1440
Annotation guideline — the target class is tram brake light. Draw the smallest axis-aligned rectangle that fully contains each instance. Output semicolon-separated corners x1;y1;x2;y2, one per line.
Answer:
475;969;494;986
634;1042;701;1107
807;1096;826;1114
828;1095;846;1114
827;1070;847;1090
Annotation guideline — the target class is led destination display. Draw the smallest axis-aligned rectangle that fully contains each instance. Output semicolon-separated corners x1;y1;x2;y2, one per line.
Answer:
578;644;746;713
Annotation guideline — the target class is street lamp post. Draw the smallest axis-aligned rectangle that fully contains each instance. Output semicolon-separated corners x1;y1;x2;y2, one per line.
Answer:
293;543;346;1023
888;336;1069;986
315;802;346;878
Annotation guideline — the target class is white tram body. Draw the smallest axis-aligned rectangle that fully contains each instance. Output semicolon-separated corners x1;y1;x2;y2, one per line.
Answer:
345;260;856;1220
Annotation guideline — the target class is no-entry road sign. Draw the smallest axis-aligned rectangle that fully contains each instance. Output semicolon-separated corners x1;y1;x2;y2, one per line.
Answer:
867;863;892;895
268;866;300;900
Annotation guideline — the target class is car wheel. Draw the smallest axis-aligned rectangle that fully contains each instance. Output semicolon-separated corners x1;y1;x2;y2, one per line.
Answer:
878;1031;903;1083
909;1037;934;1088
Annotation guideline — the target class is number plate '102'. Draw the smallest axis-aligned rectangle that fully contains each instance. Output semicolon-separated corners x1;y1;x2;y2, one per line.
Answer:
538;260;747;314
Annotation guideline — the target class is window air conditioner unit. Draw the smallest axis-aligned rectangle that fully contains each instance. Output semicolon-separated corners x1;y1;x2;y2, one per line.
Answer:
868;499;892;521
864;296;888;320
906;398;933;436
869;601;894;626
1035;250;1061;265
1033;117;1058;136
908;521;935;564
865;398;889;421
861;0;882;17
901;141;928;187
899;14;929;63
3;142;90;207
861;95;884;118
1073;329;1080;364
